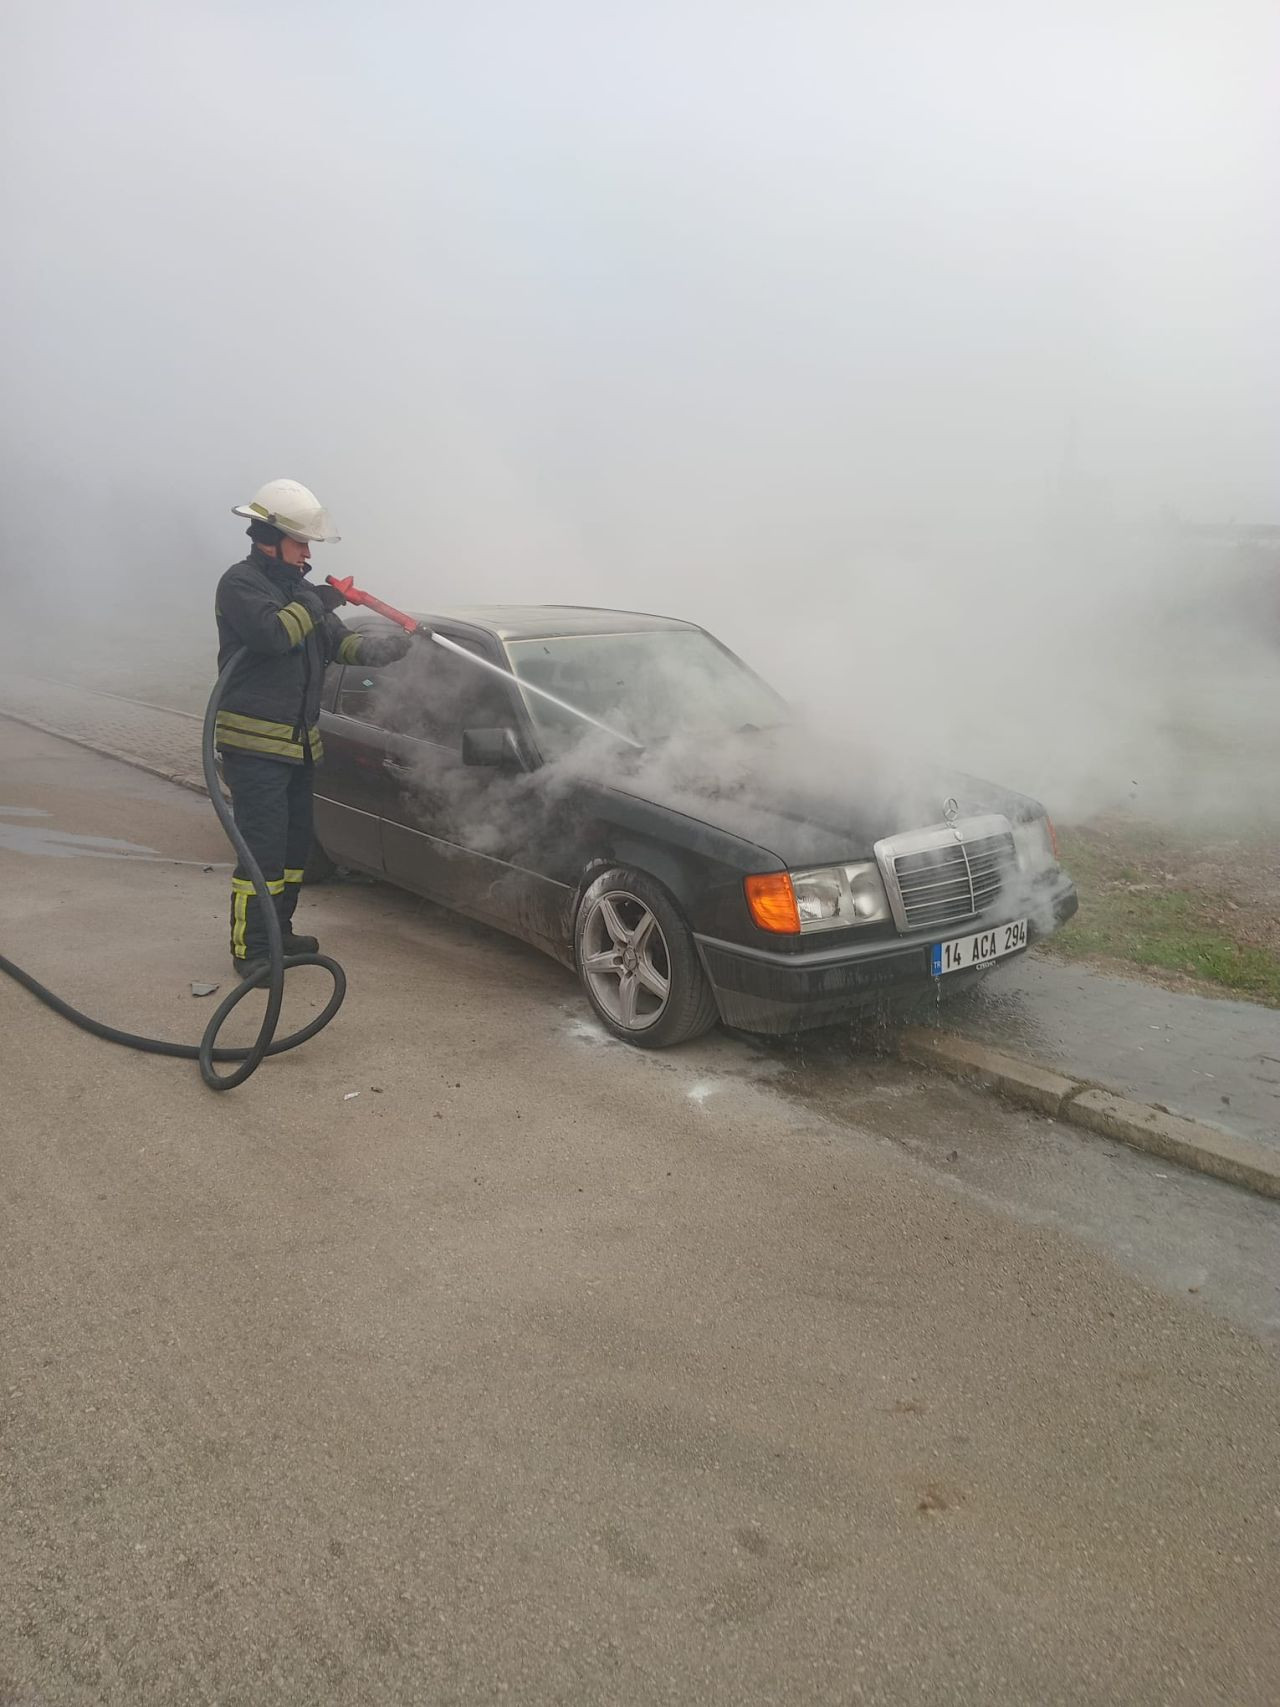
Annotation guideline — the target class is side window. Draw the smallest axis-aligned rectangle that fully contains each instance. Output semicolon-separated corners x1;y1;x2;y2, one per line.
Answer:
337;636;519;750
336;654;406;726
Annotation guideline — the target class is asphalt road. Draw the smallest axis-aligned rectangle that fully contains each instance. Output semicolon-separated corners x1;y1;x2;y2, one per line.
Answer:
2;719;1279;1707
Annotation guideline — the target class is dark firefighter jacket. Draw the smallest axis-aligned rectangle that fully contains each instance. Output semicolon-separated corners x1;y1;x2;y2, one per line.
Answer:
214;549;411;763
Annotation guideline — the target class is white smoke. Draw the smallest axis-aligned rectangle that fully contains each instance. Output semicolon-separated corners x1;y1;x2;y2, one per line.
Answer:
1;0;1277;827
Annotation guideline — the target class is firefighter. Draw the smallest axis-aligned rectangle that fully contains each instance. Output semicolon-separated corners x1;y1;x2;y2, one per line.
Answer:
216;479;411;976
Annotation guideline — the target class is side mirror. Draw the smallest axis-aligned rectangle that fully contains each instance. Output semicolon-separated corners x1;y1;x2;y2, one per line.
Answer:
462;727;522;770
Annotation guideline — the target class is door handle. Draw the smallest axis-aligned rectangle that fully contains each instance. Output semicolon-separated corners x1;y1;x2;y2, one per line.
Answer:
382;758;414;782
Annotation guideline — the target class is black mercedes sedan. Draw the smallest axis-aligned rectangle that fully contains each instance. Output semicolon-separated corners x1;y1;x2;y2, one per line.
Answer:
310;605;1077;1046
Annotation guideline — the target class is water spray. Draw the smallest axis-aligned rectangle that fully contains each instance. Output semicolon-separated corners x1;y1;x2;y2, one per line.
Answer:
326;577;643;749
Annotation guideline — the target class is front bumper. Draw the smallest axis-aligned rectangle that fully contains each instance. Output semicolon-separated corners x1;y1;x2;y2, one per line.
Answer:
695;879;1078;1035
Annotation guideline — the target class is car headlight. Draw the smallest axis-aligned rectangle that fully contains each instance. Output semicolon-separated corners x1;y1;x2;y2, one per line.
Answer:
1013;814;1058;874
745;862;892;934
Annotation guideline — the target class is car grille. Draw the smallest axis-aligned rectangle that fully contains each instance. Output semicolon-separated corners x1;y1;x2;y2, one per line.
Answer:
874;815;1017;935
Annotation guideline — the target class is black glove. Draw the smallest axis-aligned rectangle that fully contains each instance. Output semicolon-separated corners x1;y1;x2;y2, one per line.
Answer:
312;581;347;613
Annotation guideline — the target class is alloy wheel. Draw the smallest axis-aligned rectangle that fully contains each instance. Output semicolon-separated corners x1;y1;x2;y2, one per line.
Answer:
579;889;672;1032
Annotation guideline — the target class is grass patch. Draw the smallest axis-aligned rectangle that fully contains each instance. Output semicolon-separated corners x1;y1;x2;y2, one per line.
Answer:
1049;826;1280;1006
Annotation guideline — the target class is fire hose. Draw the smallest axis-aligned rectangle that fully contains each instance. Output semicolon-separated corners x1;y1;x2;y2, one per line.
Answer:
0;642;347;1090
0;574;632;1090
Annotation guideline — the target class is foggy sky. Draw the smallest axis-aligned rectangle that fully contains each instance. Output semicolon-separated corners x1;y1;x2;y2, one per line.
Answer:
2;0;1277;819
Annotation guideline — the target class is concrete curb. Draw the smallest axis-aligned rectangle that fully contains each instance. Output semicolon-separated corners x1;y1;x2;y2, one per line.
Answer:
896;1027;1280;1202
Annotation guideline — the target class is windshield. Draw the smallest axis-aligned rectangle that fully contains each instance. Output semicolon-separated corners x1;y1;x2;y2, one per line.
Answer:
504;629;788;753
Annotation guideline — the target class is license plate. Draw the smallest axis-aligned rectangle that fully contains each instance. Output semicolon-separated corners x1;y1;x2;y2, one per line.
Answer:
931;918;1027;976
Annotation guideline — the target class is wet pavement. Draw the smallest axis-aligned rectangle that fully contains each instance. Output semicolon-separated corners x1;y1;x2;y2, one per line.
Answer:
2;668;1275;1151
5;723;1280;1706
933;954;1280;1148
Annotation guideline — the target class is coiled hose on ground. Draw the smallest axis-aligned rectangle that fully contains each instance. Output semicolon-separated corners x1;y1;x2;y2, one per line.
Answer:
0;646;346;1090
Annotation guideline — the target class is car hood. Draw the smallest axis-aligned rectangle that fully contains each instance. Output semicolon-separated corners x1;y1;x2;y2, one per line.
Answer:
601;726;1037;866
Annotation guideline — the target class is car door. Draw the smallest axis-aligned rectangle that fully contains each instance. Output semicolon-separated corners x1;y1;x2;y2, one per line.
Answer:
313;658;403;873
378;629;575;951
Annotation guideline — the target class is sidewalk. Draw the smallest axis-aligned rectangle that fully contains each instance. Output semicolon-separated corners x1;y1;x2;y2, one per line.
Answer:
0;670;205;791
932;953;1279;1149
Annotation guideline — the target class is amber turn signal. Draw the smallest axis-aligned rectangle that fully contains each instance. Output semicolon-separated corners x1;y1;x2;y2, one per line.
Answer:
1046;816;1060;860
744;871;801;934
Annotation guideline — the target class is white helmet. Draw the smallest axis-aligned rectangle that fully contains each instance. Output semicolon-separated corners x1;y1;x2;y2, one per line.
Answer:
233;478;340;544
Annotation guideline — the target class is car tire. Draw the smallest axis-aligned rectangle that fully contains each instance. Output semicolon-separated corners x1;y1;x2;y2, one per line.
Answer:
575;867;719;1048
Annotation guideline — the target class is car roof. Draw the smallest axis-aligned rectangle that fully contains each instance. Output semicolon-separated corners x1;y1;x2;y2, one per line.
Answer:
348;604;701;642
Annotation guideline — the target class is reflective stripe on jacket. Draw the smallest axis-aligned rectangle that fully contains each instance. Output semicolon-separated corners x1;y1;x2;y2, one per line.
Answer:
213;710;326;763
214;549;410;764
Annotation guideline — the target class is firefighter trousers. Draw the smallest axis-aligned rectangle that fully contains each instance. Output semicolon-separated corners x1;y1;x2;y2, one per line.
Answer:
221;750;315;962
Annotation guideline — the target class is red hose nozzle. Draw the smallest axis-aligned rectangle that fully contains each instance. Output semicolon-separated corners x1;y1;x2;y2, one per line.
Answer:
326;575;420;634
